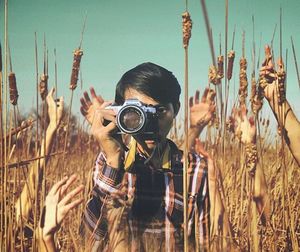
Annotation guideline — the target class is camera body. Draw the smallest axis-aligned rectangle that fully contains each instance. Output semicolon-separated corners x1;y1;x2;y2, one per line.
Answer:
106;99;159;136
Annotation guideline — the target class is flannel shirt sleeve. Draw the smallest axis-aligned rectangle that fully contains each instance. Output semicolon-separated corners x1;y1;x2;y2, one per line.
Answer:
80;152;124;244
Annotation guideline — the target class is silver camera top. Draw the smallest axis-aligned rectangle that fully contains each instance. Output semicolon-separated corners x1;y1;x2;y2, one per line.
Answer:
106;99;156;114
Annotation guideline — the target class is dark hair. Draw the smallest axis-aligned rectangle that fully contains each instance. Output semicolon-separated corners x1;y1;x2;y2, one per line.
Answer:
115;62;181;110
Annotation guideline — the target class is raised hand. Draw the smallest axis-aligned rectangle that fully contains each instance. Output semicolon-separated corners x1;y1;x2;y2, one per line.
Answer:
259;45;286;103
80;87;125;168
189;87;216;130
80;87;104;125
41;175;84;241
46;87;64;128
230;105;256;144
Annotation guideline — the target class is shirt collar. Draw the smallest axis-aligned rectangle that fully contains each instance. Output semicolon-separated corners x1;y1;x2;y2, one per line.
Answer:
124;138;171;171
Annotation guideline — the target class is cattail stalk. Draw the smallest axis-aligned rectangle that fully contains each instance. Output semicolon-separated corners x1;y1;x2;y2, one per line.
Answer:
182;9;192;252
62;15;86;173
3;0;9;249
291;37;300;90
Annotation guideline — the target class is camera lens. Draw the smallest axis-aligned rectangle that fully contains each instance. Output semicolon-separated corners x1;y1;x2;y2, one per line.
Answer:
121;109;141;129
117;106;145;134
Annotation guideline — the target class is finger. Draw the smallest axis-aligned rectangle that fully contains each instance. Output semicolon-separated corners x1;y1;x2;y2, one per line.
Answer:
90;87;104;105
101;100;114;109
207;89;216;103
102;114;117;124
80;106;87;116
83;91;92;106
59;185;84;206
60;174;78;196
104;120;119;133
209;104;216;113
277;57;284;70
46;87;55;104
80;97;89;110
94;108;116;120
48;176;69;196
264;45;271;61
194;90;200;104
201;88;209;103
48;87;55;98
90;87;97;99
189;96;193;107
97;95;104;105
64;197;84;213
91;109;115;127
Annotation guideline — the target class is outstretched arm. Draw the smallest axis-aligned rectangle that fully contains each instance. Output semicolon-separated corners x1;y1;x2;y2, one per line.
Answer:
179;87;216;151
38;175;84;252
194;140;233;248
15;88;64;223
260;45;300;166
231;105;270;225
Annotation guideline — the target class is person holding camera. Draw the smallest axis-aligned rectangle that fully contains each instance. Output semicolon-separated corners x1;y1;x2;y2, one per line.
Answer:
77;62;215;251
39;62;220;251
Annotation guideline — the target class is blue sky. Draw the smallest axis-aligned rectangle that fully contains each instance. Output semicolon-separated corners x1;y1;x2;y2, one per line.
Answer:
0;0;299;123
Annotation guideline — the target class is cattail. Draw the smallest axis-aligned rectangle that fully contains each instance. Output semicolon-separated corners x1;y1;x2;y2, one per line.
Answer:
39;74;48;100
238;57;248;106
227;50;235;80
250;76;262;115
69;48;83;90
217;55;224;79
9;72;18;105
209;65;220;85
182;11;192;49
245;143;258;176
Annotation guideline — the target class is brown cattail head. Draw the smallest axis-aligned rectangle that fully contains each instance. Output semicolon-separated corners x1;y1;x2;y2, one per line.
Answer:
239;57;248;106
227;50;235;80
245;143;257;176
9;72;18;105
217;55;224;79
208;65;220;85
39;74;49;100
70;48;83;90
182;11;192;49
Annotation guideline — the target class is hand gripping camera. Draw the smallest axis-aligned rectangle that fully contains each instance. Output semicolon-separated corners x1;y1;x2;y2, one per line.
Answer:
106;99;159;136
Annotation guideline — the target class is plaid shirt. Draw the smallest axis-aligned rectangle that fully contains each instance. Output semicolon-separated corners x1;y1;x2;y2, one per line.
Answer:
80;139;210;251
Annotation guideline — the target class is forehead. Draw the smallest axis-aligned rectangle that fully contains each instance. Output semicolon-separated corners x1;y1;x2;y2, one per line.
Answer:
124;88;158;105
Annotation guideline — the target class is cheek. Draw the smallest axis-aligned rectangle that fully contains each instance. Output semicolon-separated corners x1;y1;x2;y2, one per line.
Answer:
158;112;175;135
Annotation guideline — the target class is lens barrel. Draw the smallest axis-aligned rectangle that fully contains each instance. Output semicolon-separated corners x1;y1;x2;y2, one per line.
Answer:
117;105;146;134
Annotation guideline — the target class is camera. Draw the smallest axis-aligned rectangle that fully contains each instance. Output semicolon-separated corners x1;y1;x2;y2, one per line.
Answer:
106;99;159;136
